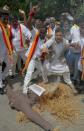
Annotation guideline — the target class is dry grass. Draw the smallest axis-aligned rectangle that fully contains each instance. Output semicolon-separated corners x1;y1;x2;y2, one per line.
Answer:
53;128;60;131
16;111;30;123
33;83;79;121
16;82;80;123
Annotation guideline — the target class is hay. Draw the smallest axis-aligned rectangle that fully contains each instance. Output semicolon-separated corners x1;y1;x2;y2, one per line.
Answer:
16;83;79;123
16;111;30;123
53;128;60;131
16;102;41;123
33;83;79;121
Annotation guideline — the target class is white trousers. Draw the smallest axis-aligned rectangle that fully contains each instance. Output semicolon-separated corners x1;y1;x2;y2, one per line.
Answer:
23;59;48;93
44;60;72;85
33;59;48;82
62;72;72;85
0;54;10;88
11;49;27;75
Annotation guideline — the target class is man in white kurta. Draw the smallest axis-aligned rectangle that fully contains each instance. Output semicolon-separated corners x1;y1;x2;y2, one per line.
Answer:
66;23;81;83
0;12;12;94
10;16;31;75
23;26;54;94
0;27;10;87
44;29;76;92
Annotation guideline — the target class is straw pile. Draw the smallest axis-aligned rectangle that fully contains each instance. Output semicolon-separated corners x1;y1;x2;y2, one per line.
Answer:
16;111;30;123
33;83;79;121
16;82;79;123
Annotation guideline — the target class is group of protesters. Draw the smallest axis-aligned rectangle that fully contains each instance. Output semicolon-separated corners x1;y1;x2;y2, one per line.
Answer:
0;4;84;95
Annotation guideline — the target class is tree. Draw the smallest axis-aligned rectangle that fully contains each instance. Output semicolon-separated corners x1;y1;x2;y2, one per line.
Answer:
0;0;83;19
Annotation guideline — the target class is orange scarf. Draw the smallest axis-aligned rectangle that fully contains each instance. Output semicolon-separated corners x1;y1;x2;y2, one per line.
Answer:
22;31;39;74
10;24;23;50
47;26;52;36
0;20;12;55
81;45;84;80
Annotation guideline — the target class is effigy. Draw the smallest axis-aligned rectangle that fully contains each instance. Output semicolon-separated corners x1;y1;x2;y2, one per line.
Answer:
6;81;59;131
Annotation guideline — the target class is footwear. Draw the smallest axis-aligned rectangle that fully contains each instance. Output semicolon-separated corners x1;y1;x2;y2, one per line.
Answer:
23;82;32;94
76;88;82;94
68;83;78;94
0;81;6;88
0;88;5;95
76;85;84;94
23;87;28;94
71;78;80;86
9;75;16;79
23;89;27;94
2;79;7;85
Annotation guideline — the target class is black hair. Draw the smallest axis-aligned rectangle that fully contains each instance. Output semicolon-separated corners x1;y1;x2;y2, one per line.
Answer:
55;28;62;34
0;12;1;17
12;15;18;21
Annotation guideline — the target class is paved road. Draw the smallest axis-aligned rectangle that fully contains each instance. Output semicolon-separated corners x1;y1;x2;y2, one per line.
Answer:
0;75;84;131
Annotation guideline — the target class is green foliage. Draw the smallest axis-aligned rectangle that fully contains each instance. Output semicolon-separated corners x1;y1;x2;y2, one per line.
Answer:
0;0;83;19
75;4;84;18
33;0;71;19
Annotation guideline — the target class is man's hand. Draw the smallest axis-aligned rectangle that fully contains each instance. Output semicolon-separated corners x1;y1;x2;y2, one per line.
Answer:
61;58;66;64
75;42;80;49
20;68;25;76
41;47;49;54
19;9;25;16
29;5;40;16
25;39;30;48
70;42;80;49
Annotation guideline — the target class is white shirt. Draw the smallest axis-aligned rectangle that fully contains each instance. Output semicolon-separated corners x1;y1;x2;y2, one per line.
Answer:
70;24;80;43
44;38;70;73
11;24;31;52
78;37;84;71
47;38;69;63
25;38;45;59
70;24;81;53
25;35;55;59
0;27;8;62
80;37;84;49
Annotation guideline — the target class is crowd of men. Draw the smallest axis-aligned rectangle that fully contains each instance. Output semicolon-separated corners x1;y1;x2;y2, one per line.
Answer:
0;5;84;95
